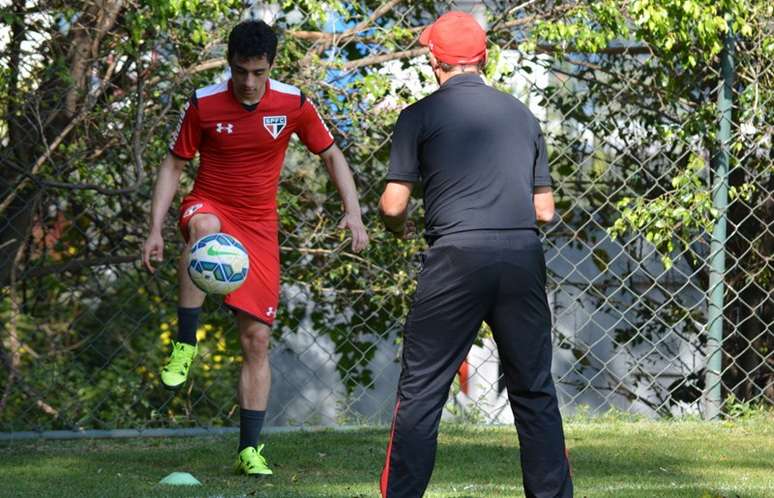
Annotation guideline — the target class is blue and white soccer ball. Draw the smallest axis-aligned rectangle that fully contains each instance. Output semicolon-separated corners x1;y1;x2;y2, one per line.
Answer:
187;233;249;295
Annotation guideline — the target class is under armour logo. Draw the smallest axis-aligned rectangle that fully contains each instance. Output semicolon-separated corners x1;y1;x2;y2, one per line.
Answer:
266;307;276;317
216;122;234;134
182;203;204;218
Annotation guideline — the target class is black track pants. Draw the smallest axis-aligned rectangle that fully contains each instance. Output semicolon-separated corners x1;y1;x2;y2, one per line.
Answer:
380;230;573;498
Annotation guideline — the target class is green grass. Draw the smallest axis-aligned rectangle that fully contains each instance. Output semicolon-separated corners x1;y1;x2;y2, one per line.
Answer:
1;413;772;498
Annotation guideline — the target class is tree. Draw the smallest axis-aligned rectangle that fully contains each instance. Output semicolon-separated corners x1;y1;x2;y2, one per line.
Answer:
523;0;772;412
1;0;770;430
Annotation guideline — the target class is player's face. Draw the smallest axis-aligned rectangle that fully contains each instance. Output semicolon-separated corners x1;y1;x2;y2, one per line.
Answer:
230;55;272;104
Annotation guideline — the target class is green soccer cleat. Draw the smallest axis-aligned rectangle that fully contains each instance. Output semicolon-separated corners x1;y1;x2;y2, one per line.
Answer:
160;341;197;390
235;444;273;477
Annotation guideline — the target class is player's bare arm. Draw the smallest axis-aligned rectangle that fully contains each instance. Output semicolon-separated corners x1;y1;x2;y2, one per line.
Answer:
533;186;556;224
379;180;414;239
319;144;369;253
142;152;187;272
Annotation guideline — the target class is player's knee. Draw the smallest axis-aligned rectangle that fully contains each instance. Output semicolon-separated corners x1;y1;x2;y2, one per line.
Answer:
240;322;270;358
189;214;221;240
242;336;270;361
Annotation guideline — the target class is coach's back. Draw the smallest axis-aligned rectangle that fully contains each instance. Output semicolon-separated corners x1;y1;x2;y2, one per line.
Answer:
387;73;550;243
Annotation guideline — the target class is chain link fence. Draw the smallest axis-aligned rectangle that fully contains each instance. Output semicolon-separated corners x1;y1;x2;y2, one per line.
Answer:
0;0;771;436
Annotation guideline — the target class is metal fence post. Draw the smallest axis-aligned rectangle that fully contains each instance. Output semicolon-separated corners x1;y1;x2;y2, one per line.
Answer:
705;19;735;420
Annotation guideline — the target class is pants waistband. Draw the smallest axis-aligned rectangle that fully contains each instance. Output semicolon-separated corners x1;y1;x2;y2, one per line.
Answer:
430;229;540;249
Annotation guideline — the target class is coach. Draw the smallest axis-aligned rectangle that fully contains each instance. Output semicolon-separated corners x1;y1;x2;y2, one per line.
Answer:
378;11;573;498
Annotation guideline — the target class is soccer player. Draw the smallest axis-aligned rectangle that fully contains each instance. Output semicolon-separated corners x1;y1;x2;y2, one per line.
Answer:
142;20;368;476
378;11;573;498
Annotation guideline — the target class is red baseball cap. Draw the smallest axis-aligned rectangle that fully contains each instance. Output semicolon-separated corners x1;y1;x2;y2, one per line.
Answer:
419;11;487;65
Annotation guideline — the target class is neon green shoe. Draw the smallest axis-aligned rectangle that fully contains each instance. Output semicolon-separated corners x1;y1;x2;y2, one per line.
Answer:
160;341;197;390
235;444;273;476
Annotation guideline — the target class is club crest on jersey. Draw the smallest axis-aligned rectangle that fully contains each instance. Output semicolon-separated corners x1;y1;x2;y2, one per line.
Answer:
263;116;287;139
216;122;234;134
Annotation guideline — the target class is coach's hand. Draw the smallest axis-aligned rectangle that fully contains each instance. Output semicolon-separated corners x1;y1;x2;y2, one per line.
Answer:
339;212;369;253
142;231;164;273
388;219;416;240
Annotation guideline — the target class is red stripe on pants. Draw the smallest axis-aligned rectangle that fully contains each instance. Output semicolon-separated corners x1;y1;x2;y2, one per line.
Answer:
380;399;401;497
458;359;469;395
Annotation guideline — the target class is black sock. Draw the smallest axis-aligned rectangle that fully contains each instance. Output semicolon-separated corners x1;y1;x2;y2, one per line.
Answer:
238;408;266;452
177;306;201;346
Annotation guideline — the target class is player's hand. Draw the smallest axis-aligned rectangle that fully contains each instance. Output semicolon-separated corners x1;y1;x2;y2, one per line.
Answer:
142;231;164;273
339;212;369;253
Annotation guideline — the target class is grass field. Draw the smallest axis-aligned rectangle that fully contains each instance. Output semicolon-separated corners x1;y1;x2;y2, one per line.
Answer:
1;412;772;498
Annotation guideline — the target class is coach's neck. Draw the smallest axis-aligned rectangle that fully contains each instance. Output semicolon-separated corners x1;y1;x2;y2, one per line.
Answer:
429;53;483;86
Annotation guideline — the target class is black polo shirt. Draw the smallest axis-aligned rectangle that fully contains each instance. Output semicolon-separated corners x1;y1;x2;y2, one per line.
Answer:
387;73;551;243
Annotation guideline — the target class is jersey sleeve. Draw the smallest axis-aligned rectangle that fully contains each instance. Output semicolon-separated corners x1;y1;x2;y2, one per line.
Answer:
296;98;335;154
533;129;552;188
169;95;201;160
386;107;421;183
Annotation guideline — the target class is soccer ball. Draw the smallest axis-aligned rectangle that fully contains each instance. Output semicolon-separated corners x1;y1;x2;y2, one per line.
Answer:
187;233;249;295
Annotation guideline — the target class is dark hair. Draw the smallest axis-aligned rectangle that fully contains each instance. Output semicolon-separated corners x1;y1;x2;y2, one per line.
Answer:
227;20;278;64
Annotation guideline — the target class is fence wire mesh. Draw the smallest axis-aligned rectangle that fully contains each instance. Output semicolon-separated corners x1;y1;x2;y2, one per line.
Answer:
0;0;771;434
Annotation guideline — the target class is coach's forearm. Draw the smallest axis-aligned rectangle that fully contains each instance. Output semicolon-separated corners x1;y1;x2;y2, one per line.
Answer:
379;181;413;235
322;146;362;216
533;186;556;224
149;153;186;233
